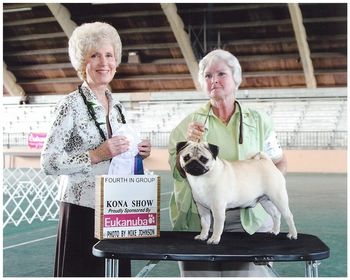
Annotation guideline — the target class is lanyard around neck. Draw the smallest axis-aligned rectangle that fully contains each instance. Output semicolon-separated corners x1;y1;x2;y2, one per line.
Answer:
79;85;107;141
78;85;127;142
235;100;243;144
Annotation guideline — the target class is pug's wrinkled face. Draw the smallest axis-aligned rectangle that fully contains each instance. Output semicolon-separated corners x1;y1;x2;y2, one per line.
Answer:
176;141;219;176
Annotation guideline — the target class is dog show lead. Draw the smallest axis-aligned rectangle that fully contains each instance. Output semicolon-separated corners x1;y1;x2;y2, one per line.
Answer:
168;49;288;277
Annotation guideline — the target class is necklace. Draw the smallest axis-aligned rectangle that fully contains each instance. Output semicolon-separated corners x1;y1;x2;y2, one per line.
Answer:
205;100;243;144
78;85;126;142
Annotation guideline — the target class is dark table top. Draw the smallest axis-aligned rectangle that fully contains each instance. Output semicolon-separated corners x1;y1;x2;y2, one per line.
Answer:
93;231;330;263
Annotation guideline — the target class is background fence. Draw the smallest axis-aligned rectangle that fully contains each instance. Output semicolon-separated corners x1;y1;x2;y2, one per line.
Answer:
3;168;59;228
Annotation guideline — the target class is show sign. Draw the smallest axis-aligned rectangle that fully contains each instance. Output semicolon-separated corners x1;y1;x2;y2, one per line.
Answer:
28;132;46;149
95;175;160;240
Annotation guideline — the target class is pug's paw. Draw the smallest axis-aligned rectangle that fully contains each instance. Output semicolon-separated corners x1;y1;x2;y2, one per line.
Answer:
287;231;298;240
194;233;208;241
207;235;221;245
270;224;280;235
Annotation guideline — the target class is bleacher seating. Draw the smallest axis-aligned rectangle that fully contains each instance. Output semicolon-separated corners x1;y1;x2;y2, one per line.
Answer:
2;98;347;149
2;105;55;134
132;99;347;134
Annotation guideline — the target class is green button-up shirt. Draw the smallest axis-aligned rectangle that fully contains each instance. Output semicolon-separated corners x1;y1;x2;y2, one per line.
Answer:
168;101;275;234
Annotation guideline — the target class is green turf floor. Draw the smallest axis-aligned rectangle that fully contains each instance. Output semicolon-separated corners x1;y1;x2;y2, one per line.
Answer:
3;172;347;277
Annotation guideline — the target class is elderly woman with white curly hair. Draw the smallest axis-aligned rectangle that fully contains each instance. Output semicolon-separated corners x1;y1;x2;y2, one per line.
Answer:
168;49;287;277
41;22;151;277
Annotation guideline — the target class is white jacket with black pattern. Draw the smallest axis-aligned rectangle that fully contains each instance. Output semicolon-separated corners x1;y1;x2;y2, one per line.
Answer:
41;82;125;209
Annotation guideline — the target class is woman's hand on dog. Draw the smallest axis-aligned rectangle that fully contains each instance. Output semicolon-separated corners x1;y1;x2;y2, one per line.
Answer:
187;122;205;142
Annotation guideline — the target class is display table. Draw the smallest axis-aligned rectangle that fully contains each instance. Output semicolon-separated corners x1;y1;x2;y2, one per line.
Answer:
92;231;329;277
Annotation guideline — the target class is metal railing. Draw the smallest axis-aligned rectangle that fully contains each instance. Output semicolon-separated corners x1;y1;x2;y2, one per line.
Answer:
3;132;28;148
3;131;347;150
277;131;347;149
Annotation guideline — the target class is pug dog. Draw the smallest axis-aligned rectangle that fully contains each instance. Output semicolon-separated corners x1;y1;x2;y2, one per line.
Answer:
176;141;298;244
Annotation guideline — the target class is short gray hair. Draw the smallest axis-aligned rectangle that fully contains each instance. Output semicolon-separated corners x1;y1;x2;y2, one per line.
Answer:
68;22;122;80
198;49;242;90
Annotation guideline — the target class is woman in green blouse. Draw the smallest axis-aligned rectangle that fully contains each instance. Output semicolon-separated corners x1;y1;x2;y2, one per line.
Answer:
168;49;287;277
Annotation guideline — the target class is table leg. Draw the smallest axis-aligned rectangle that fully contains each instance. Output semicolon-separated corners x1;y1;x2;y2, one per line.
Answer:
105;259;118;277
305;261;319;277
312;261;319;277
119;259;131;276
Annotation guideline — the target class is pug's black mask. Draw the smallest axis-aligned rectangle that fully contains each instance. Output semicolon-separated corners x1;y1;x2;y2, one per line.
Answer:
184;157;209;176
176;141;219;177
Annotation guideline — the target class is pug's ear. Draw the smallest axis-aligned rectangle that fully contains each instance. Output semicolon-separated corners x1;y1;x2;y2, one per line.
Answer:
176;154;187;178
208;143;219;159
176;141;188;154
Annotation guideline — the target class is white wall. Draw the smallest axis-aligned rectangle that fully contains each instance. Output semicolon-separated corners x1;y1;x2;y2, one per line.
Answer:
4;147;347;173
